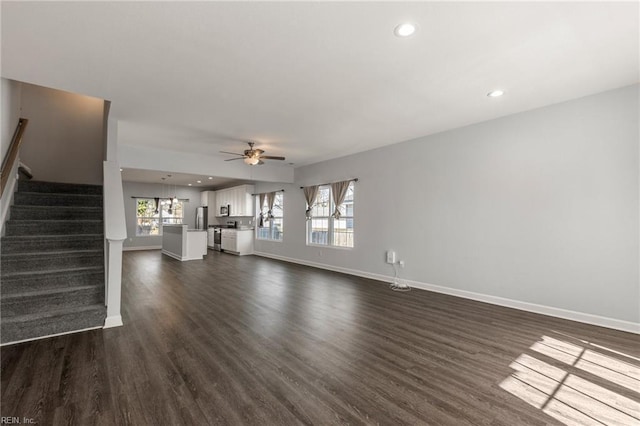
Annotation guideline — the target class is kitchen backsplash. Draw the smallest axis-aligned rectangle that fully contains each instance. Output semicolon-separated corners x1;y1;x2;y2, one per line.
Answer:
229;216;254;227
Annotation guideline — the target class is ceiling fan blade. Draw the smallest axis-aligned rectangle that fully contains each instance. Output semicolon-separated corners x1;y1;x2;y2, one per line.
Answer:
220;151;245;156
259;156;286;160
224;157;245;162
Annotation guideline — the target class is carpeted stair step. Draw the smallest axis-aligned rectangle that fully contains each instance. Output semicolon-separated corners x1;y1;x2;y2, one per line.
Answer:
0;180;108;345
1;267;104;295
4;219;103;236
1;234;104;254
18;180;103;195
2;285;104;317
9;205;103;220
1;304;106;345
1;250;104;275
13;192;102;207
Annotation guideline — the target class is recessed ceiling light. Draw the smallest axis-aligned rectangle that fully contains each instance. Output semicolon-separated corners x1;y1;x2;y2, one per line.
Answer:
188;183;192;186
394;23;416;37
196;180;202;183
487;90;505;98
119;168;123;172
208;177;213;180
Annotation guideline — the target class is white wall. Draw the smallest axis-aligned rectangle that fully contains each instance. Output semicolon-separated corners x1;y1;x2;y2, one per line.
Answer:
122;181;204;249
19;83;105;185
255;84;639;328
1;78;22;161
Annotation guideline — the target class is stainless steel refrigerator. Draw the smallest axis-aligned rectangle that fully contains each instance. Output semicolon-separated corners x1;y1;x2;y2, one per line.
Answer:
195;206;208;230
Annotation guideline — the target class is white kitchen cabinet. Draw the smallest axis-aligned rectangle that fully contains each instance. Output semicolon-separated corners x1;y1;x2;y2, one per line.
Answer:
207;228;215;248
215;189;228;217
235;184;255;216
207;192;216;222
201;191;216;207
221;229;253;255
215;185;255;217
200;191;217;222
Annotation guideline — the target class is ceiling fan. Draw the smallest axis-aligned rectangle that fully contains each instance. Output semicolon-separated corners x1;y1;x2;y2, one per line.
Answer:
220;142;285;166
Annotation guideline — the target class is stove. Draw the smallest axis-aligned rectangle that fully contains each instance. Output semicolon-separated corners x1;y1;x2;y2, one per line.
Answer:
209;221;236;251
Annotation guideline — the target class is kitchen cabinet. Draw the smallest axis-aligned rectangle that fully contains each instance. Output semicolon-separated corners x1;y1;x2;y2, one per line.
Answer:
200;191;216;207
207;228;215;248
221;229;253;255
201;191;217;223
215;185;255;217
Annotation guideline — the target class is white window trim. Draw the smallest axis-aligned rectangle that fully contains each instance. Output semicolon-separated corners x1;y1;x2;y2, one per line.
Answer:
306;183;354;249
135;198;184;237
256;193;284;242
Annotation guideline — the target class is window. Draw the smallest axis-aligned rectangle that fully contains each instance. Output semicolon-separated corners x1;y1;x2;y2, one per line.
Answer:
307;182;354;248
136;198;184;236
256;192;284;241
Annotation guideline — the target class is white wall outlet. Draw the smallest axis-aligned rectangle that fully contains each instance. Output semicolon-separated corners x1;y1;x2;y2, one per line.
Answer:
386;251;396;264
399;260;405;268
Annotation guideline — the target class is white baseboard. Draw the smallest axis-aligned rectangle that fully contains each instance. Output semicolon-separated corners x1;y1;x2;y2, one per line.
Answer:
161;249;203;261
253;251;640;335
123;245;162;251
104;315;123;328
0;325;103;346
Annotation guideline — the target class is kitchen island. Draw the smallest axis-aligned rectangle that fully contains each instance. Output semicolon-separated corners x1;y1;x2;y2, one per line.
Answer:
162;225;207;261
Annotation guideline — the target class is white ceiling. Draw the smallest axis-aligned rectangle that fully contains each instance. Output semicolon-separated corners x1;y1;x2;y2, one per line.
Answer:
2;2;638;167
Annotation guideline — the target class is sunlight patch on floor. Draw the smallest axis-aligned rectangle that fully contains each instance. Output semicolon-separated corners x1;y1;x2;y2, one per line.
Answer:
500;335;640;426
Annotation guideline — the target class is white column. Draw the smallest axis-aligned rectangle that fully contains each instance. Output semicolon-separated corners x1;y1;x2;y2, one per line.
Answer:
104;239;124;328
103;160;127;328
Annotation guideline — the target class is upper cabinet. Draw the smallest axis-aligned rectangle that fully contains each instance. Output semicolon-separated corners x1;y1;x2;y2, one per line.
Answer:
200;191;216;223
200;190;216;207
215;184;254;217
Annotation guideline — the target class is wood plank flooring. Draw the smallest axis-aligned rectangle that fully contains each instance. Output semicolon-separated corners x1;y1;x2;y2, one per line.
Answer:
2;250;639;425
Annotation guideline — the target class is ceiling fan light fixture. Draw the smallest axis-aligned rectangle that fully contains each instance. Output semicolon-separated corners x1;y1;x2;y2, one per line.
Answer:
244;156;260;165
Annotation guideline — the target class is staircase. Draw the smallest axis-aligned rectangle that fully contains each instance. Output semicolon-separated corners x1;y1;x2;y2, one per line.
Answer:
1;180;106;344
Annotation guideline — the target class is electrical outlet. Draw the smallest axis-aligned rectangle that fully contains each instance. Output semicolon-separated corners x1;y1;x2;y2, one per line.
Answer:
399;260;405;268
386;251;396;264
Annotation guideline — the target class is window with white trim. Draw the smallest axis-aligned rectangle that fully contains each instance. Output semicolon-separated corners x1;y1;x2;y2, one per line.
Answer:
256;192;284;241
307;182;354;248
136;198;184;236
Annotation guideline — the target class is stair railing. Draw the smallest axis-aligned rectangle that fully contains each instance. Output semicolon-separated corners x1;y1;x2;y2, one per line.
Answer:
0;118;29;198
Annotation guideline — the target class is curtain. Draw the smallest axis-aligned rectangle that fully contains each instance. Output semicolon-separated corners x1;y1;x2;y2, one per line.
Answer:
258;193;267;227
303;185;319;220
266;192;276;219
153;197;160;214
331;180;351;219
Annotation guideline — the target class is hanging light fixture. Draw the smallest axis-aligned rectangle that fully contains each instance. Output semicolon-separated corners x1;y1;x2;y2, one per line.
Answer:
164;174;177;204
160;177;167;205
172;181;178;203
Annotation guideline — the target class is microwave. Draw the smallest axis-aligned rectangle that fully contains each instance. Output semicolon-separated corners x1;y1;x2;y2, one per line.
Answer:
220;204;230;216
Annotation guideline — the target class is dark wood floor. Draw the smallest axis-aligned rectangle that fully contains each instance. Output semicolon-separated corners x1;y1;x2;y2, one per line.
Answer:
2;250;639;425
